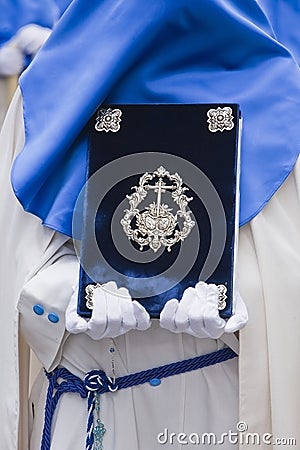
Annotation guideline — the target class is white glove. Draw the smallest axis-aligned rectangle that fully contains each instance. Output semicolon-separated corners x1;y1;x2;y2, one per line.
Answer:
0;24;51;76
0;42;24;75
160;281;248;338
66;281;151;339
14;24;51;55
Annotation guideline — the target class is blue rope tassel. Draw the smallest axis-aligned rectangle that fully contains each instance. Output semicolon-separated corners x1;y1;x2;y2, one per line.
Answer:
41;347;237;450
41;368;87;450
86;391;95;450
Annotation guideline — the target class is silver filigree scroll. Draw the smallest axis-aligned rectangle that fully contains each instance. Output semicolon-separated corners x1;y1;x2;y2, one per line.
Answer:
217;284;227;310
120;166;195;252
207;107;234;132
85;283;101;309
95;108;122;133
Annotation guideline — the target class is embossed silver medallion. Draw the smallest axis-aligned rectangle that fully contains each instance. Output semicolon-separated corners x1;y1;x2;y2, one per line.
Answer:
120;166;195;252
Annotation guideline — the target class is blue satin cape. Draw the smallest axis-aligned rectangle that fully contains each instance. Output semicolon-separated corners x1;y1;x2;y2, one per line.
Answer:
11;0;300;237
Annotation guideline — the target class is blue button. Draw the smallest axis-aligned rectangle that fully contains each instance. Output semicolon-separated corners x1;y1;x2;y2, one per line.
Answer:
33;304;44;315
48;313;60;323
149;378;161;387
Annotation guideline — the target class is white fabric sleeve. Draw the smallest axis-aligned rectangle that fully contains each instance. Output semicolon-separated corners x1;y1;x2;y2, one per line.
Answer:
18;245;80;372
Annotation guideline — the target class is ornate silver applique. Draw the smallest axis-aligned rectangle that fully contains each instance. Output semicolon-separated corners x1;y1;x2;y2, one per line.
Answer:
207;107;234;132
217;284;227;310
120;166;195;253
95;108;122;133
85;283;101;310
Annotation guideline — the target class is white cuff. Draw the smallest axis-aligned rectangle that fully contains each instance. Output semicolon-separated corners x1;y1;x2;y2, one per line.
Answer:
18;254;79;371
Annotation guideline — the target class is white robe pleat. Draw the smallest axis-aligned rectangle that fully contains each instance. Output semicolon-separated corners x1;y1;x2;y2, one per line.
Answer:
238;163;300;447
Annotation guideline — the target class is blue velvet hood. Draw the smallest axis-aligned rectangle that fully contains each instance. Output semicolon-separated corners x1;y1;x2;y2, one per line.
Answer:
11;0;300;237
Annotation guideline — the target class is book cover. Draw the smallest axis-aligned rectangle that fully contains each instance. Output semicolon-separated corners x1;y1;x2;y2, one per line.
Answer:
76;104;241;318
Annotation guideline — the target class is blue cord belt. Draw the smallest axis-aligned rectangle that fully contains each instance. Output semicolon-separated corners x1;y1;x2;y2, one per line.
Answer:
41;346;237;450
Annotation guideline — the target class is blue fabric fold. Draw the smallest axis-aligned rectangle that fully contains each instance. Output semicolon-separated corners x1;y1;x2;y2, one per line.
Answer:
11;0;300;237
257;0;300;64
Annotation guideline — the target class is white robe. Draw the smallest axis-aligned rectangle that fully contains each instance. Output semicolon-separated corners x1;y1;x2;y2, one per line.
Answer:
0;89;299;450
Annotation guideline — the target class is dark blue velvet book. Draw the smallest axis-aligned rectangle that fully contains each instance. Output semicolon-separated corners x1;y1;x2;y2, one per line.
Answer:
77;104;241;318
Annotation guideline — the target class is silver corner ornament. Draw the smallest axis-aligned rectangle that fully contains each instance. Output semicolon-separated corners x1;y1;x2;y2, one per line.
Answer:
85;283;101;310
120;166;195;253
217;284;227;310
95;108;122;133
207;107;234;132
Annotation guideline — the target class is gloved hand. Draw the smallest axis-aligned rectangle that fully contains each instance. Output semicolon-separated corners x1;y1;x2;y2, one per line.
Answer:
0;42;24;76
14;24;51;55
160;281;248;338
65;281;151;339
0;24;51;76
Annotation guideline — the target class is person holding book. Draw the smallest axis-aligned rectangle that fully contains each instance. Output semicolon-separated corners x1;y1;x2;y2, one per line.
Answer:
0;1;299;449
